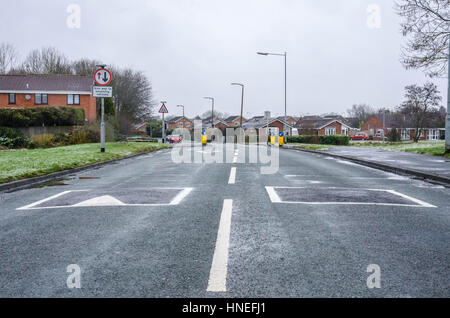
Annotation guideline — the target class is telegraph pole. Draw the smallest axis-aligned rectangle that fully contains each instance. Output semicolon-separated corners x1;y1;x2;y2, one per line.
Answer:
446;36;450;153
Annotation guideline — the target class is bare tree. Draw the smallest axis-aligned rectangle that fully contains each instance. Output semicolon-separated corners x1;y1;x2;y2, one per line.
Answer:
110;67;154;134
397;0;450;77
0;43;19;74
398;82;442;142
201;110;224;119
72;58;101;76
346;103;375;128
21;47;72;74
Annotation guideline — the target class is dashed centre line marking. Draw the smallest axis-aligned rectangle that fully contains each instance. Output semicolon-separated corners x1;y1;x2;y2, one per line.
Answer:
207;199;233;293
228;167;236;184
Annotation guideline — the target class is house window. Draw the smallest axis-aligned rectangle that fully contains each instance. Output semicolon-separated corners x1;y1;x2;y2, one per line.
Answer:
342;127;348;135
8;93;15;104
178;122;184;127
34;93;47;105
67;94;80;105
185;122;191;127
401;129;410;140
235;122;239;127
427;129;438;141
325;127;336;135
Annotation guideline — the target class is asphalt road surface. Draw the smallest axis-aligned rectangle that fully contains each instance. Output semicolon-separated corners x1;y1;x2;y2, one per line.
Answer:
0;144;448;297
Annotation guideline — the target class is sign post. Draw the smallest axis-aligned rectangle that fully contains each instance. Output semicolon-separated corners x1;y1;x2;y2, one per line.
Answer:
94;66;112;153
159;102;169;143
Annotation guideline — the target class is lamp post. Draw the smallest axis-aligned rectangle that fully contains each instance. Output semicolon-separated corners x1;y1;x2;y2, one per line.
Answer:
177;105;185;118
231;83;244;127
257;51;287;142
204;97;215;128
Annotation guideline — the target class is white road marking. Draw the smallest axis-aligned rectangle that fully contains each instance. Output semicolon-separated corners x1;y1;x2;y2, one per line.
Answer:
17;188;194;210
232;155;238;163
207;199;233;292
228;167;236;184
265;186;282;203
16;190;80;210
265;186;436;208
169;187;193;205
383;189;437;208
73;195;125;207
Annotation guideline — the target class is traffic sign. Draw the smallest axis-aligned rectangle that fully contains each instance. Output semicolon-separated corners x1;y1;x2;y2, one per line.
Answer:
159;103;169;113
279;132;284;137
94;68;112;86
93;86;112;98
202;130;207;135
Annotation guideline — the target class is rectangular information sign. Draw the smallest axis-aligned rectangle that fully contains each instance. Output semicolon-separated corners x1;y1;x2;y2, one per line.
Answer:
93;86;113;98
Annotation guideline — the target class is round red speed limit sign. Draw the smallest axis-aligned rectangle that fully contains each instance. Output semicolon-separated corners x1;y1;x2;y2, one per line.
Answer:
94;68;112;86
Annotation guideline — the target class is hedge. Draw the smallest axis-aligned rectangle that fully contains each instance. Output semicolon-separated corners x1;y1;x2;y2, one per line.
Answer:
0;107;85;127
287;135;349;145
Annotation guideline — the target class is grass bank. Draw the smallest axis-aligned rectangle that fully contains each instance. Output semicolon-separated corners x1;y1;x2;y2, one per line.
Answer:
0;142;169;184
349;141;448;158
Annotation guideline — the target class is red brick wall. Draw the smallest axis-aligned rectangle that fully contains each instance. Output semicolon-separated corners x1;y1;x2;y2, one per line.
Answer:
168;118;194;130
318;122;342;135
361;115;383;135
0;93;96;122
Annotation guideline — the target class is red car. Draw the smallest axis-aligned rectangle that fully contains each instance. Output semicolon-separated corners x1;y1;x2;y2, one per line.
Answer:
169;135;182;143
350;133;369;141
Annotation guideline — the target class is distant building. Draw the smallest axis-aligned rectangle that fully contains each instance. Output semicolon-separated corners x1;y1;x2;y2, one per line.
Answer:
167;116;194;131
296;117;353;136
361;114;444;141
224;115;247;127
0;74;97;122
244;116;294;136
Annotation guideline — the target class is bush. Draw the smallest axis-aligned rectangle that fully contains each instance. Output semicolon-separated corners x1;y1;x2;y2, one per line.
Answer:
0;127;30;148
287;135;349;145
0;107;85;127
387;128;400;142
30;134;55;148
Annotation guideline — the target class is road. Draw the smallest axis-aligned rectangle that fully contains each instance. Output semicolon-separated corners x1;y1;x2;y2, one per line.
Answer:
0;144;448;297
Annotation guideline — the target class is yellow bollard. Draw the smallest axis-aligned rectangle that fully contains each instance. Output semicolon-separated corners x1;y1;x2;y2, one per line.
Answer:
202;130;207;145
279;136;284;146
270;135;276;145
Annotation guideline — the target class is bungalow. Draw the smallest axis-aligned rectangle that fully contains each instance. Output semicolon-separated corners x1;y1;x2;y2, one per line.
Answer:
0;74;97;122
167;116;194;131
276;115;298;127
361;114;445;141
296;117;353;136
224;115;247;127
243;116;294;136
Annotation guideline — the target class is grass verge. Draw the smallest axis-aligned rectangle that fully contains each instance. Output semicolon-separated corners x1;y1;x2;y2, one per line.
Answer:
0;142;169;184
349;141;449;158
291;144;332;151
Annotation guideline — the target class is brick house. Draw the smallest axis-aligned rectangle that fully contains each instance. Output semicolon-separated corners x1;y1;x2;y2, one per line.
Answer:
296;117;353;136
224;115;247;127
362;114;444;141
276;116;298;127
243;116;294;136
0;74;97;122
167;116;194;131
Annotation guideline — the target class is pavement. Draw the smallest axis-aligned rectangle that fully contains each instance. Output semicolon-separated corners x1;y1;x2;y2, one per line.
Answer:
0;144;449;297
321;146;450;179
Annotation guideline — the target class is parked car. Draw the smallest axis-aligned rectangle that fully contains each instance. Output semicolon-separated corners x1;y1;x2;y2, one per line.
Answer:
350;133;369;141
168;135;182;143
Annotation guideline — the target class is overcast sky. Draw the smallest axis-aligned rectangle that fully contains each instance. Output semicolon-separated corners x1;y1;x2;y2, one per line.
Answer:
0;0;447;118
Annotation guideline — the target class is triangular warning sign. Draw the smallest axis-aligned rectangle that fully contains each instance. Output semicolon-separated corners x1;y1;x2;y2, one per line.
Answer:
159;103;169;113
73;195;126;207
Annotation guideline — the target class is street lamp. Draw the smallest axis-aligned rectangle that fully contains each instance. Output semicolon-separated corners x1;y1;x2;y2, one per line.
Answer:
257;51;287;141
204;97;215;128
231;83;244;127
177;105;185;118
